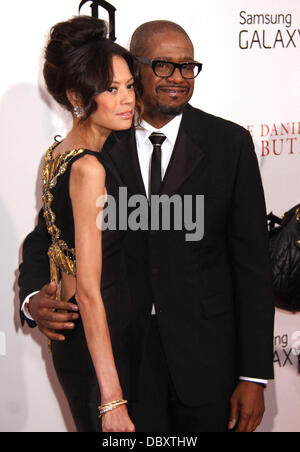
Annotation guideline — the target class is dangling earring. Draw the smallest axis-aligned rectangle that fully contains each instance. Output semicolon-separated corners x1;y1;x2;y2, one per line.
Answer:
73;105;84;119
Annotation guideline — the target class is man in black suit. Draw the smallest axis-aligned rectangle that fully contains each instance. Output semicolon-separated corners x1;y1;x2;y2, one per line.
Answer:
19;20;274;432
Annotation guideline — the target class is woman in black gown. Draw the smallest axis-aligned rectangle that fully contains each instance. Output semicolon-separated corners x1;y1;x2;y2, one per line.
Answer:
40;15;142;432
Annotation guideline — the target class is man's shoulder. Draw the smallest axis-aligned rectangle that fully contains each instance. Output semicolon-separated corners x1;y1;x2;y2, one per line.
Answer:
184;104;249;139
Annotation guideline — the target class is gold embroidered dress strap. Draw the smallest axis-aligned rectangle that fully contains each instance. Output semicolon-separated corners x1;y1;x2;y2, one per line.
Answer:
41;143;86;289
41;143;103;352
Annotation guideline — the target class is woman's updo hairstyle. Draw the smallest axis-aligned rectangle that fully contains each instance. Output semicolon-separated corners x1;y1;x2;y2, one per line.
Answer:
43;15;143;121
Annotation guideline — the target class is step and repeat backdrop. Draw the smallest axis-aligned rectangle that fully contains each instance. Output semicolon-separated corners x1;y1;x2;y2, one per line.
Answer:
0;0;299;432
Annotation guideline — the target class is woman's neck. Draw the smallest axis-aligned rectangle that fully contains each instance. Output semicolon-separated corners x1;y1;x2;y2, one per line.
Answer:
58;121;111;154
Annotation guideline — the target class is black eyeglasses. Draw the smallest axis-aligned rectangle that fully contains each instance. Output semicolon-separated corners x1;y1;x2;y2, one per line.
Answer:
136;57;203;80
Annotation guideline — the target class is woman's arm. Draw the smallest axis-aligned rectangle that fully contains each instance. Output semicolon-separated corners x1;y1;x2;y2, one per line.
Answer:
70;154;134;432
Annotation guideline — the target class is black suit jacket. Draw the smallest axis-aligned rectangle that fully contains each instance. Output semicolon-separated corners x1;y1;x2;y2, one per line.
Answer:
19;104;274;406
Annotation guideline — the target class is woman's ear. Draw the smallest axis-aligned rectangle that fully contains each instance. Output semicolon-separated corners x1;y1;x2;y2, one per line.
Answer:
66;89;82;108
67;90;85;119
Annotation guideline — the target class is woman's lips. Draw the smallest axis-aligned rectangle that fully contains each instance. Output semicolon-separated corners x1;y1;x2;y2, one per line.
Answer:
116;110;133;119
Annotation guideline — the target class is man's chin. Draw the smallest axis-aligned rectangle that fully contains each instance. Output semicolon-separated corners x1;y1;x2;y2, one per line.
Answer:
157;102;187;118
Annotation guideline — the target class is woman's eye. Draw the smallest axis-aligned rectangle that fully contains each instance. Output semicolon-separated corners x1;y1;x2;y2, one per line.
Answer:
127;83;135;90
107;87;117;93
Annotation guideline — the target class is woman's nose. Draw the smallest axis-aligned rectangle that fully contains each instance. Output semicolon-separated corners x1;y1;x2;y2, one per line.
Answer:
120;89;135;105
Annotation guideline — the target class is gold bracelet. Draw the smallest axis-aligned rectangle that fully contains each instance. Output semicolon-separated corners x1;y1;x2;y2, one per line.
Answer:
98;399;128;418
99;399;127;409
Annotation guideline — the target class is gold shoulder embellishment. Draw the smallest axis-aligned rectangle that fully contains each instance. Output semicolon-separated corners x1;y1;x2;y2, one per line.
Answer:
41;145;85;277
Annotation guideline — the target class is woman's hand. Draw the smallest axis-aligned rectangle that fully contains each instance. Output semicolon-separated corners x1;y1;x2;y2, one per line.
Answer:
101;404;135;432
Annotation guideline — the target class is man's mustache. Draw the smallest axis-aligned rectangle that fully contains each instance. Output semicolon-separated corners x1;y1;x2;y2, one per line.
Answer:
155;85;190;94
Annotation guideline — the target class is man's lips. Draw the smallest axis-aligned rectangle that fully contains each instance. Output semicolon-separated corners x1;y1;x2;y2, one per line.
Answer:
157;86;189;97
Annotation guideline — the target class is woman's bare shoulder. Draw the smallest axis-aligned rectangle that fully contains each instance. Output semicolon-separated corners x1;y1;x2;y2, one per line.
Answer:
71;153;106;180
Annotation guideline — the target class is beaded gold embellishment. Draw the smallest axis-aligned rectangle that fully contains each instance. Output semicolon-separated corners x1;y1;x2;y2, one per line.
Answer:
42;143;85;353
41;143;85;280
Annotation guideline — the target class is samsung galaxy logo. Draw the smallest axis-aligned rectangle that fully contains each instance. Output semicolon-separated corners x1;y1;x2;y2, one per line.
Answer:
238;10;299;50
240;11;292;28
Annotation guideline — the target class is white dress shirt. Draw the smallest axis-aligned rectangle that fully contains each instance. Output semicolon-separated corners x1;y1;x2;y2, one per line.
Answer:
135;114;183;198
22;114;267;385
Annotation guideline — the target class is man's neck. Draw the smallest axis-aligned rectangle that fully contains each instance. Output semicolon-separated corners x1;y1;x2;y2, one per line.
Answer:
142;112;177;129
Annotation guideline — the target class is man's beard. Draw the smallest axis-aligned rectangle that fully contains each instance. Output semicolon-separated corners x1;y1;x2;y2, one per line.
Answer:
157;101;187;118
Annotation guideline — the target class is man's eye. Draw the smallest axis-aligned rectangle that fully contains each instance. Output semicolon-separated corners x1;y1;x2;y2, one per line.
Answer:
184;64;196;71
156;62;169;69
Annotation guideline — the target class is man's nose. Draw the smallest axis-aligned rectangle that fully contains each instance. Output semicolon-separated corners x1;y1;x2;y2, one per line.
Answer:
167;66;184;83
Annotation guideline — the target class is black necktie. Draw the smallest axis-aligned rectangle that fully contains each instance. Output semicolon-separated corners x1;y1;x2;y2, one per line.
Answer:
149;132;167;197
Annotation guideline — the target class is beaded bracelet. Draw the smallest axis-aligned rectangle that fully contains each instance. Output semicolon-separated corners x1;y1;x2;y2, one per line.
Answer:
98;399;128;418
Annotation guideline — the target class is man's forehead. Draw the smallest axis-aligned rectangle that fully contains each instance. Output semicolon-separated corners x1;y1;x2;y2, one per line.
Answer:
145;32;194;58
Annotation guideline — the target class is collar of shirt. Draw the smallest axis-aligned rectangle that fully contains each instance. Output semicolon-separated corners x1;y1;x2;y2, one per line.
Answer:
135;113;183;150
135;114;183;198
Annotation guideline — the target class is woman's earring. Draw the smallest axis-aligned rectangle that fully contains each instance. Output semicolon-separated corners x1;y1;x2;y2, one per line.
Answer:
73;105;84;119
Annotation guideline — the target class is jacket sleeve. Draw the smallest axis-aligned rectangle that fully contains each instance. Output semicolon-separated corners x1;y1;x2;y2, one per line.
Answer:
228;130;275;380
18;208;51;328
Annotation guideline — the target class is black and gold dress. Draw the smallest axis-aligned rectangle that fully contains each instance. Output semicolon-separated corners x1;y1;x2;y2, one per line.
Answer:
41;142;131;432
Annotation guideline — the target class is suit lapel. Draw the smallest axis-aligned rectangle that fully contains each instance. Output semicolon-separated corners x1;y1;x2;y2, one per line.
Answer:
160;124;206;197
102;105;207;198
103;129;147;197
